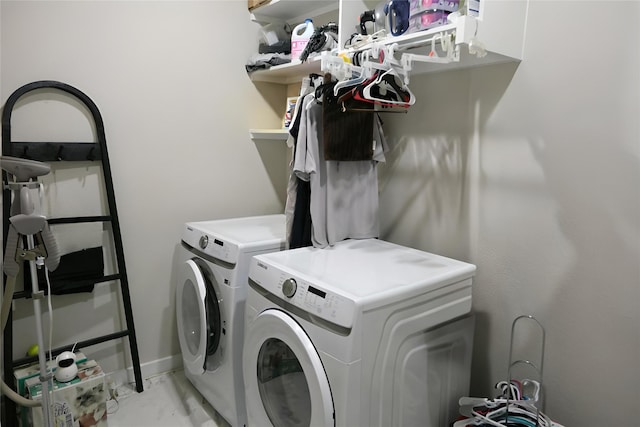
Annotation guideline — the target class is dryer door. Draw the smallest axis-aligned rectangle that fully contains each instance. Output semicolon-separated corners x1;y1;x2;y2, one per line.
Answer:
176;259;221;376
243;309;334;427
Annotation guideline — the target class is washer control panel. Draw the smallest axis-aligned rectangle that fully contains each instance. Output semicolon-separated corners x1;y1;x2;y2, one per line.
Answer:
277;274;354;328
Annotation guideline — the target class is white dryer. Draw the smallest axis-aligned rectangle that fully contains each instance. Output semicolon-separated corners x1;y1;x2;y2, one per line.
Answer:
243;238;476;427
175;214;285;427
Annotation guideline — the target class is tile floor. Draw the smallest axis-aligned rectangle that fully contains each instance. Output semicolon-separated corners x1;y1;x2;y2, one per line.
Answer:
108;370;230;427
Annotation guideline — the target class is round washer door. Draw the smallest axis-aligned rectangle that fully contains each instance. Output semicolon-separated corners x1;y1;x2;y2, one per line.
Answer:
176;259;221;375
243;309;334;427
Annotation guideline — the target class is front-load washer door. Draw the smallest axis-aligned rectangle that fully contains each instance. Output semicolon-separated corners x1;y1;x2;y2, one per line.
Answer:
176;259;221;376
243;309;334;427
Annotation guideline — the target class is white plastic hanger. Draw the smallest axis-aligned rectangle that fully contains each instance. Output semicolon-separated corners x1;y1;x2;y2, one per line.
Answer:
361;67;415;107
332;61;368;95
400;32;459;84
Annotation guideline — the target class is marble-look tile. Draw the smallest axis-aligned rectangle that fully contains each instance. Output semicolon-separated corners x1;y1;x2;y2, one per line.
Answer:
107;370;230;427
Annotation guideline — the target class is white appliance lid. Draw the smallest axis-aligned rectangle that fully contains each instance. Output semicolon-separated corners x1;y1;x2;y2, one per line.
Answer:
183;214;285;248
252;239;475;302
182;214;285;263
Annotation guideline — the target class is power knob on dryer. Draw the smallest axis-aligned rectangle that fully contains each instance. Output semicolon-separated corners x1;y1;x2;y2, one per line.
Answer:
282;278;297;298
199;235;208;249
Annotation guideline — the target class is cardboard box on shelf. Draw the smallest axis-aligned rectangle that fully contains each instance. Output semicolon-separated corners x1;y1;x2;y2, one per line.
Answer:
27;359;108;427
248;0;270;11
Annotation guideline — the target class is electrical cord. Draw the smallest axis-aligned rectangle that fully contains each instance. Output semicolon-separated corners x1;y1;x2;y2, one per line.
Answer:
45;266;54;363
1;275;43;407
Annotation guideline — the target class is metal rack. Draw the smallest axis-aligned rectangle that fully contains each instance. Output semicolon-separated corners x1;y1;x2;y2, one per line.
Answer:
455;315;551;427
506;314;546;425
1;80;144;426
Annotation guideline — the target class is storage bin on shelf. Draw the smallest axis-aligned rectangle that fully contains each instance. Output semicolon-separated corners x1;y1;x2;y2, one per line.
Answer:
407;0;459;34
409;0;460;13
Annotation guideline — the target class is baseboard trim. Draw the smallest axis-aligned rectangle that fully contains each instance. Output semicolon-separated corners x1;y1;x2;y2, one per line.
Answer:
106;354;183;386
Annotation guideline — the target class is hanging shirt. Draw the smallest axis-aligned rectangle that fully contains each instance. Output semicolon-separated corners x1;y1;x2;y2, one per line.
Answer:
294;93;327;247
294;92;387;248
285;83;315;249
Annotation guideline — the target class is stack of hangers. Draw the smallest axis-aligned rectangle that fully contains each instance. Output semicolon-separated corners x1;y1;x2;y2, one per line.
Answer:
334;64;414;112
322;45;416;112
454;380;565;427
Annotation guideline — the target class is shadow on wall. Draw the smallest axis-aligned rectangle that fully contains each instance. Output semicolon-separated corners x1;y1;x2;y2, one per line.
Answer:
166;242;186;359
461;54;639;425
527;134;640;425
472;129;640;426
251;81;287;127
378;64;518;260
463;62;521;398
249;81;290;207
376;63;519;403
252;138;289;208
377;69;472;257
378;130;468;257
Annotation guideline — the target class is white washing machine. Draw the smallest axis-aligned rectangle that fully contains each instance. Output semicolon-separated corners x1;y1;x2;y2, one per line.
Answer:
175;214;286;427
243;238;476;427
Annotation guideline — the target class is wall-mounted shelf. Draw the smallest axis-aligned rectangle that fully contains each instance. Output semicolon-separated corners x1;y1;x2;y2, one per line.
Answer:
250;56;322;84
247;0;529;85
250;0;338;24
247;0;529;137
250;128;289;140
248;15;522;84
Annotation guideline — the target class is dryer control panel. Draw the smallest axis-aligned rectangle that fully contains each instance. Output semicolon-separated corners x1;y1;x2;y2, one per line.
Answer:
181;215;286;265
182;225;237;263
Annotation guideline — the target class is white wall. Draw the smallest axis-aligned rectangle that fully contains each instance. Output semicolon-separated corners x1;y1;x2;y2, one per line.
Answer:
379;1;640;426
2;1;639;426
1;0;287;379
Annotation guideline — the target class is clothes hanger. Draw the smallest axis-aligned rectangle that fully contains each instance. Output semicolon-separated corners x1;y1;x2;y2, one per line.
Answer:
357;67;415;107
471;404;552;427
332;70;407;113
457;399;553;427
332;49;376;95
344;44;414;107
332;68;367;95
328;42;401;96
